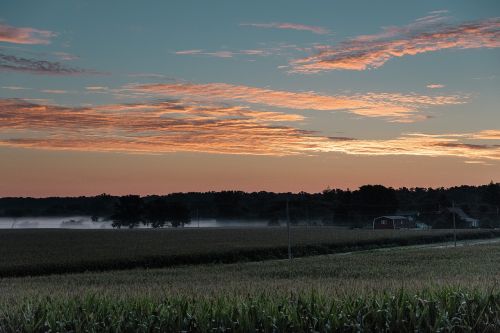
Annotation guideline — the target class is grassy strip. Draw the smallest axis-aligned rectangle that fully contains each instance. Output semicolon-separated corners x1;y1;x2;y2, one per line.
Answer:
0;289;498;332
1;229;499;278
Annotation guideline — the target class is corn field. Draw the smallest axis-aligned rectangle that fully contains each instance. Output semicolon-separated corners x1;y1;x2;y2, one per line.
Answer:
0;289;499;332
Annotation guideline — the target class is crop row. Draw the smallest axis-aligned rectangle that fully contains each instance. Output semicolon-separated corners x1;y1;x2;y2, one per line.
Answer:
0;289;498;332
1;229;499;277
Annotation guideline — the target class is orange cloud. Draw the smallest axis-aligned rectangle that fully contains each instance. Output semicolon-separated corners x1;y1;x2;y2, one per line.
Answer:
290;16;500;73
0;99;310;156
131;82;466;122
329;134;500;161
2;86;29;90
0;23;55;44
470;130;500;140
0;99;498;161
41;89;68;94
241;22;330;35
427;84;445;89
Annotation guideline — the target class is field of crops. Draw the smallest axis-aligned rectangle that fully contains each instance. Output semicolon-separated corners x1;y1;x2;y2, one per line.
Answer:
1;240;500;331
1;227;499;277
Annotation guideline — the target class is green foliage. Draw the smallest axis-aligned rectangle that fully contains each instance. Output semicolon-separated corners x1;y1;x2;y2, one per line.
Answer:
0;290;498;332
2;240;500;332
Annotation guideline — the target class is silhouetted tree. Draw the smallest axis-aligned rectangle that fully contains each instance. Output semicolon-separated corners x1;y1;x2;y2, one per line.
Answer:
438;192;451;211
2;183;499;228
111;195;144;228
144;198;170;228
333;189;353;224
353;185;399;221
483;182;500;208
169;202;191;227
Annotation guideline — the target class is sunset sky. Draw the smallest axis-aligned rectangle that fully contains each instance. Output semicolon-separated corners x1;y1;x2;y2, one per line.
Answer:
1;0;499;196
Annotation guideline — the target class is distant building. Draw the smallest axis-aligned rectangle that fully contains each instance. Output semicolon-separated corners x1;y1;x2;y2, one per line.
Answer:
447;207;480;228
372;215;417;229
395;210;419;221
416;222;431;230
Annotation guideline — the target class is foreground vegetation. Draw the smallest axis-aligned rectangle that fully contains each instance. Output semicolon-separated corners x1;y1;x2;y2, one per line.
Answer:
1;228;499;277
1;242;500;332
1;290;498;332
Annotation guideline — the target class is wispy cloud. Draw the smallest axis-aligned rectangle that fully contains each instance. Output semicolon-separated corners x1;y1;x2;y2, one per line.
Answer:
290;15;500;73
470;130;500;140
40;89;68;94
330;133;500;161
0;99;498;161
427;84;445;89
131;82;467;122
174;49;203;55
175;49;235;58
52;51;79;61
126;73;174;80
2;86;30;90
241;22;330;35
0;23;55;44
174;49;273;58
173;42;306;60
85;86;108;91
0;52;103;75
0;98;312;156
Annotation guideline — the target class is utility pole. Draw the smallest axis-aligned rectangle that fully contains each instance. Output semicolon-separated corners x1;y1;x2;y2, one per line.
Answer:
452;201;457;247
286;198;292;261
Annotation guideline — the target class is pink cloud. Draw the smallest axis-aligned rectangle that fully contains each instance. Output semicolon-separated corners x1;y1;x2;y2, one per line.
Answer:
175;50;234;58
41;89;68;94
0;99;313;156
290;16;500;73
52;52;79;61
0;23;55;44
131;82;467;122
175;49;273;58
2;86;29;90
427;84;445;89
0;99;498;161
241;22;330;35
206;51;234;58
174;49;203;55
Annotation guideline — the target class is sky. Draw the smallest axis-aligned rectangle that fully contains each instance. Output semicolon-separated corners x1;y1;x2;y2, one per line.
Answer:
0;0;499;196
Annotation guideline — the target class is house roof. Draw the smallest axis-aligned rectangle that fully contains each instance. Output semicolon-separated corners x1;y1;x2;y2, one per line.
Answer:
395;211;419;216
374;215;408;220
447;207;479;223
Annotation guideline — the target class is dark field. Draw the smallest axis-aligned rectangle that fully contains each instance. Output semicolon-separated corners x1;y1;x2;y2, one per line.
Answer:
1;241;500;331
1;227;499;277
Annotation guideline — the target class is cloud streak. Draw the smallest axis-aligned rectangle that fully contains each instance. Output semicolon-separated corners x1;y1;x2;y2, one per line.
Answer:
0;98;498;161
427;84;445;89
131;82;467;122
0;99;311;156
0;52;103;75
241;22;329;34
290;15;500;73
174;49;272;58
0;23;55;44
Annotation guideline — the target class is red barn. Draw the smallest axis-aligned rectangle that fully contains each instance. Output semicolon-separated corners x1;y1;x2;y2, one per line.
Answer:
372;216;416;229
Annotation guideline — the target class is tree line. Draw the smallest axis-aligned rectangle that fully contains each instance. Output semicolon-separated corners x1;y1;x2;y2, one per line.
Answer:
1;183;499;228
111;195;190;228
